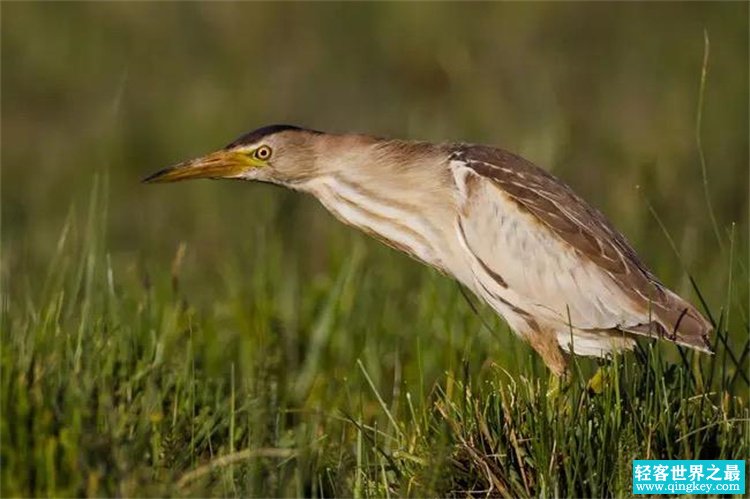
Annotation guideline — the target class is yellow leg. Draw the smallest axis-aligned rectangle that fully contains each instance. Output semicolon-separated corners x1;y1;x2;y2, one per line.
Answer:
586;366;607;394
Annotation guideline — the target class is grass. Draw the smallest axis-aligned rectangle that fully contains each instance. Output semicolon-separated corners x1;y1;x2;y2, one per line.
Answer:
2;178;747;497
1;6;748;494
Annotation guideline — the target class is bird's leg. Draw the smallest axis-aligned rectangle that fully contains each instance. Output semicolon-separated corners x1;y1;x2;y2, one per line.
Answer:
526;328;568;378
525;327;570;398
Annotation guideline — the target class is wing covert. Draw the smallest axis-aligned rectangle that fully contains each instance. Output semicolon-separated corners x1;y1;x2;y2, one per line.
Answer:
450;144;712;351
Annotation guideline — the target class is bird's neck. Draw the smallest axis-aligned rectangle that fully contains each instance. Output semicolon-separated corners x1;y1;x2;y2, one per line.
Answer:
296;137;459;272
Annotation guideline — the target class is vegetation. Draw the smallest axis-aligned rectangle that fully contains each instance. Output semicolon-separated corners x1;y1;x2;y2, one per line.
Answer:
2;3;747;497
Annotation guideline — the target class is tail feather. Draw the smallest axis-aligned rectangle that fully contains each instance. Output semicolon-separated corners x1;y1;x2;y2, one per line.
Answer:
626;289;713;353
556;289;713;358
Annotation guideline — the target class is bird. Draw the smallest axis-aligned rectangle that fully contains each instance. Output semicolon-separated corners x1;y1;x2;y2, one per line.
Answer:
144;124;713;376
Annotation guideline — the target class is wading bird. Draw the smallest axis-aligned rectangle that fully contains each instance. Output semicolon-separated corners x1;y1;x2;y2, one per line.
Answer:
144;125;712;375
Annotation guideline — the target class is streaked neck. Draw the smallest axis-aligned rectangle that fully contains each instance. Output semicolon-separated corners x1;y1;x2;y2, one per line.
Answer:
299;137;456;271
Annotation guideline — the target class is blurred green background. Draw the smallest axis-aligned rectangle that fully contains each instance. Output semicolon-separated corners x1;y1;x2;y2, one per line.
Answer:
2;2;748;497
3;2;747;294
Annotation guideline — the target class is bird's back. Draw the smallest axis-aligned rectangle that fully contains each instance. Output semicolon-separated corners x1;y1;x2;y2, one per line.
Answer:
449;144;713;353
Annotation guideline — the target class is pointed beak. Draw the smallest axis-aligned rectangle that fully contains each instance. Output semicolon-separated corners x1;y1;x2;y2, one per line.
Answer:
142;150;250;183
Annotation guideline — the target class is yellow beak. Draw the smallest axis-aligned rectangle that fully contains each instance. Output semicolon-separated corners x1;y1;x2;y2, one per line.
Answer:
142;150;250;183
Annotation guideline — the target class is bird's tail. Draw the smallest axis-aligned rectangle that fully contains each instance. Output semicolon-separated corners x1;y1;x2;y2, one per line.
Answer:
627;288;714;353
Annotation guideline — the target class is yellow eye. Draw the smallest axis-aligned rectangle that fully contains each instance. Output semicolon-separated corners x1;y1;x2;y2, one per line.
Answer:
254;145;272;161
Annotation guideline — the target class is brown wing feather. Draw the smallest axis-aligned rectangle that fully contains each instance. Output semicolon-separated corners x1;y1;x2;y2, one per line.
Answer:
453;144;713;351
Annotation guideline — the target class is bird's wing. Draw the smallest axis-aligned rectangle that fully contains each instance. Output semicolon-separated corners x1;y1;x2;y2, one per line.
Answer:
450;144;712;352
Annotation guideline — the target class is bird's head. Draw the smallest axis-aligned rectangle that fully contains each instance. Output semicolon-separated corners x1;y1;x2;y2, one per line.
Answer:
143;124;325;186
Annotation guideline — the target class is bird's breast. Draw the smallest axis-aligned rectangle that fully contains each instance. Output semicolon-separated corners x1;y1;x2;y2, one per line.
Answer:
300;174;455;273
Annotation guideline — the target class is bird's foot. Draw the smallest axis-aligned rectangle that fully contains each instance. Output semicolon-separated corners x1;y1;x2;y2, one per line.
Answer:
586;366;608;395
546;370;571;400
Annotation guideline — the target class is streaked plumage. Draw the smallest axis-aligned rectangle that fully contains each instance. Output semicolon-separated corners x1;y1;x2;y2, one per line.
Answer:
144;125;713;375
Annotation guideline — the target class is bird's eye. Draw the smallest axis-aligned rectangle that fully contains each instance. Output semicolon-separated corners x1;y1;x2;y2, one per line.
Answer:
254;145;272;161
